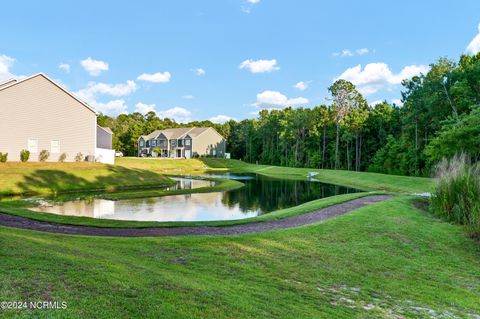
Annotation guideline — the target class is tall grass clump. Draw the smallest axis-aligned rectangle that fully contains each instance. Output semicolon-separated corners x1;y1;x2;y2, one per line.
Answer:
431;153;480;237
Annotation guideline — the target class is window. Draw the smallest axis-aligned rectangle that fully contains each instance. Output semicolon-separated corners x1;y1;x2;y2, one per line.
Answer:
51;140;60;154
185;139;191;146
28;139;38;153
139;139;144;147
178;139;183;147
151;140;157;147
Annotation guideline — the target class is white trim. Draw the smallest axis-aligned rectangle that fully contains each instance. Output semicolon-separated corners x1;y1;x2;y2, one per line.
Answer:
50;140;60;154
0;73;98;115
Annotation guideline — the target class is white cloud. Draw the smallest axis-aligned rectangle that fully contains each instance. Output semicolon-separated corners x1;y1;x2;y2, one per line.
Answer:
76;80;137;101
135;102;157;115
0;54;17;82
241;0;260;13
466;24;480;54
391;98;403;106
209;115;235;123
182;95;194;99
369;100;384;106
333;48;370;57
135;103;193;122
239;59;279;73
91;99;128;115
75;80;137;116
356;48;369;55
157;107;192;123
58;63;70;73
333;50;353;57
80;57;109;76
294;81;309;91
255;90;309;109
336;63;429;95
137;71;171;83
192;68;205;76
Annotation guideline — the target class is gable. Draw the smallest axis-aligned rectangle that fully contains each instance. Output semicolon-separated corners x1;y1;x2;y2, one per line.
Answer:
0;73;97;115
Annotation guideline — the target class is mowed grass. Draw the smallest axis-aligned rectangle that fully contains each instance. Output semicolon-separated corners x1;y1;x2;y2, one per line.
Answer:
115;157;210;174
202;158;434;194
0;162;173;197
0;197;479;319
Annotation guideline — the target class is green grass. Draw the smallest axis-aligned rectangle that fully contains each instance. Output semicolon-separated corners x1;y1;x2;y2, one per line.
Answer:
0;191;376;228
0;161;174;197
202;159;434;194
1;197;479;318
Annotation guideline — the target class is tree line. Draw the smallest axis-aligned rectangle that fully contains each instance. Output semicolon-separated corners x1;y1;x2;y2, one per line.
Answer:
98;53;480;177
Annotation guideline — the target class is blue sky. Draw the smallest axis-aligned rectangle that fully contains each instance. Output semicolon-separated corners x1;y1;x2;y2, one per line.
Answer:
1;0;480;123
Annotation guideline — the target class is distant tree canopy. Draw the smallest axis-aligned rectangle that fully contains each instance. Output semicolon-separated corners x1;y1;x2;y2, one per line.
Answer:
100;53;480;176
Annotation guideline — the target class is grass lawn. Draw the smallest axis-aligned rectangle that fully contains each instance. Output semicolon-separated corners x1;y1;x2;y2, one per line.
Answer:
0;162;174;197
1;197;479;318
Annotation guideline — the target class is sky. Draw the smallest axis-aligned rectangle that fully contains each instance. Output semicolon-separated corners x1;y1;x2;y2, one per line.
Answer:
1;0;480;123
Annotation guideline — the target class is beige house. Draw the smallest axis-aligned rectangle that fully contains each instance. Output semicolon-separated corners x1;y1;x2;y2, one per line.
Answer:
138;127;226;158
0;73;114;163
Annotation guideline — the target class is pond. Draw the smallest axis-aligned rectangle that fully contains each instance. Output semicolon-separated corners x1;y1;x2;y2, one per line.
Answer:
31;174;361;222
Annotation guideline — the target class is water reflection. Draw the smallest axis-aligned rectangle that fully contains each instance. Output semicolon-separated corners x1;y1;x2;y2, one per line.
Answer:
31;174;360;222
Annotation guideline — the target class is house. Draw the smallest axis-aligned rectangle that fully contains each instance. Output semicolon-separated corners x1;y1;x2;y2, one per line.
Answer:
138;127;226;158
0;73;115;164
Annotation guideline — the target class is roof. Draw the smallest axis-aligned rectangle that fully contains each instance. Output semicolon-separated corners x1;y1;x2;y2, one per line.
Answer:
0;73;98;115
138;127;223;140
97;125;113;135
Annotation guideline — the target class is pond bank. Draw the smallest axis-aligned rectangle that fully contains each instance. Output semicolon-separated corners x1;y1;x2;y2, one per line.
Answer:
0;195;392;237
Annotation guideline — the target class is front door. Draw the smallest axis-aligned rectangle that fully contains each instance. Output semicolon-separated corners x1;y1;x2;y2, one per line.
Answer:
185;150;191;158
176;149;182;158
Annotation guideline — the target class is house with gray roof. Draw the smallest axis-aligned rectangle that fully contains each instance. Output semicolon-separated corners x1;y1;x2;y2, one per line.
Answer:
138;127;226;158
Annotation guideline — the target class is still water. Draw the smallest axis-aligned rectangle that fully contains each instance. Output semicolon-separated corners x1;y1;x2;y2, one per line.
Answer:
32;174;360;222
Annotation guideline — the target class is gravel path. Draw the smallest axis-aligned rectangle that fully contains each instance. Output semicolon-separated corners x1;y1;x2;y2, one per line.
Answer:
0;195;392;237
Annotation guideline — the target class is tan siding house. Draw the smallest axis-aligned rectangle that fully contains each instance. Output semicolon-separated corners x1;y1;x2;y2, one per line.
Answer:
138;127;226;158
0;73;114;163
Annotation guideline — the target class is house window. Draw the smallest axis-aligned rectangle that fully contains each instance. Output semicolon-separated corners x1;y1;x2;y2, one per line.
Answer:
51;141;60;154
139;140;144;147
28;139;38;153
151;140;157;147
178;139;183;147
185;139;191;146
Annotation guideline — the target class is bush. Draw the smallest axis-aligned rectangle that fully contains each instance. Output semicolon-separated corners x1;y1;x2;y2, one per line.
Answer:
75;152;84;162
152;147;161;157
0;152;7;163
39;150;50;162
430;153;480;237
58;153;67;162
20;149;30;162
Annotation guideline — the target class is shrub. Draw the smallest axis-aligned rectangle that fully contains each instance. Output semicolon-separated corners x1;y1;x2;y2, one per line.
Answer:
75;152;84;162
39;150;50;162
430;153;480;237
152;147;161;157
58;153;67;162
20;149;30;162
0;152;7;163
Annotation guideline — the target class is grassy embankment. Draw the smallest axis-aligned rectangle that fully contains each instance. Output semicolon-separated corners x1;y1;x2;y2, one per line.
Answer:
1;196;479;318
0;157;433;227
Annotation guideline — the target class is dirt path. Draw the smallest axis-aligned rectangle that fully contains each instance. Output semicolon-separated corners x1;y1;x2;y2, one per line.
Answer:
0;195;392;237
